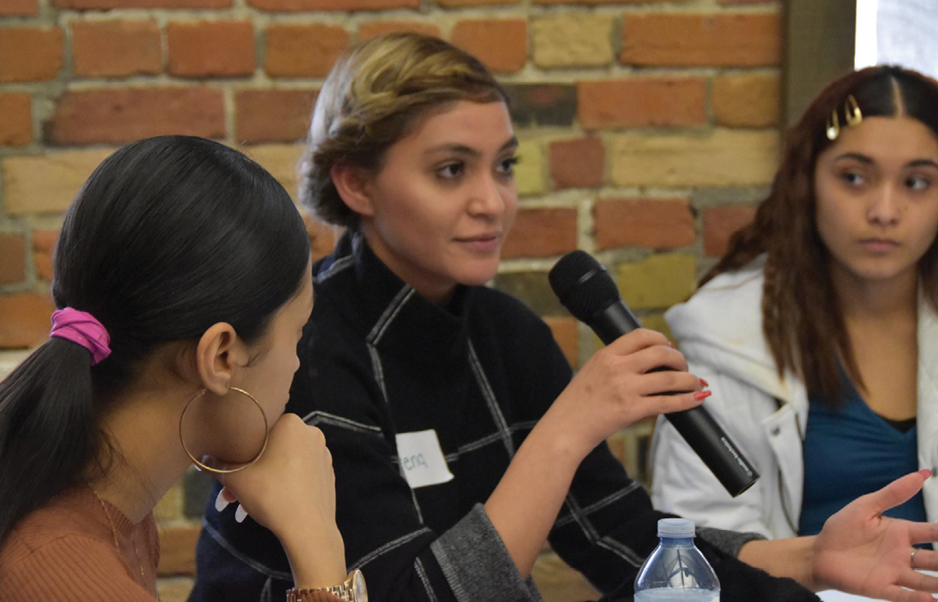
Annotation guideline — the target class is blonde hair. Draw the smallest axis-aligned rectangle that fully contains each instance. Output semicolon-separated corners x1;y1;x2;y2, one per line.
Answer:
299;33;508;228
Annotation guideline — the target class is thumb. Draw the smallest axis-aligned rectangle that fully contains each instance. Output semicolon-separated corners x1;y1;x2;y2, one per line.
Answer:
857;469;930;516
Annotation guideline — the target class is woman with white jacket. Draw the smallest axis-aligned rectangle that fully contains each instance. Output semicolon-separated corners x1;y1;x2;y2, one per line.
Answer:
651;65;938;540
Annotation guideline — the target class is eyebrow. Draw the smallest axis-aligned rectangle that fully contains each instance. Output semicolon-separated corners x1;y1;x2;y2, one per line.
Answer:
424;136;519;158
833;152;938;170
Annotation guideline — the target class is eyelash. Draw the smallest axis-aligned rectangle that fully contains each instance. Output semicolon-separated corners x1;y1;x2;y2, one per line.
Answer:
436;156;520;181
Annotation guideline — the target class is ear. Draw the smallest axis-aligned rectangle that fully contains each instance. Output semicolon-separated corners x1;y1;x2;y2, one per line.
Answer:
194;323;249;397
330;163;376;218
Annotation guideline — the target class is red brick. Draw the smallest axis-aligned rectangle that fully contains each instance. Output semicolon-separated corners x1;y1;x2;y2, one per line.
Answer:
47;88;225;146
501;207;577;259
55;0;230;8
0;93;32;147
168;21;255;78
594;198;695;250
0;0;38;16
304;214;338;261
265;25;349;78
249;0;417;10
620;13;781;67
451;19;527;74
578;78;706;130
157;525;200;576
703;205;756;257
544;316;578;367
236;90;318;144
357;21;441;41
712;73;780;128
0;234;26;285
72;20;162;78
549;137;604;189
32;230;58;282
437;0;518;6
0;28;63;83
0;292;54;349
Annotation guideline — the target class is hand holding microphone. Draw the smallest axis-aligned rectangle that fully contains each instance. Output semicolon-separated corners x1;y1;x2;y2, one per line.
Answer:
549;250;759;497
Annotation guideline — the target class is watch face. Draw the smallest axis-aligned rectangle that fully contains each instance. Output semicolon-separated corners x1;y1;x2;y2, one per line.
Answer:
350;569;367;602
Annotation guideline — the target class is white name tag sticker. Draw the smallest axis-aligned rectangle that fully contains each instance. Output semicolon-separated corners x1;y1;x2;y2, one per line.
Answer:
395;429;454;489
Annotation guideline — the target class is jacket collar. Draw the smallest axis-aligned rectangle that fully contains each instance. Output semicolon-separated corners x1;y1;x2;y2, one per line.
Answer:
313;232;473;365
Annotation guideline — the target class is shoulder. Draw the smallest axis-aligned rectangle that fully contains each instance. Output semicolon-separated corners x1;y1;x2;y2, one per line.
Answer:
665;257;766;349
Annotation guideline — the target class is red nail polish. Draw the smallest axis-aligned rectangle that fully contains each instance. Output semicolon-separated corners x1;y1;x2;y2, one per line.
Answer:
693;390;712;401
920;468;933;480
699;378;710;388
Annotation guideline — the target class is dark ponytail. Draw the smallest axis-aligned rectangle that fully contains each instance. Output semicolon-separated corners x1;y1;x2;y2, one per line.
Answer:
0;136;310;545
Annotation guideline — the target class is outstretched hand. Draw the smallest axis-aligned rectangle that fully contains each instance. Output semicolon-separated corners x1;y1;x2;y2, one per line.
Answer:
813;469;938;602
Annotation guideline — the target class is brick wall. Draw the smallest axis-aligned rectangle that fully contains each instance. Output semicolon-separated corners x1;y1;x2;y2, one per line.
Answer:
0;0;782;599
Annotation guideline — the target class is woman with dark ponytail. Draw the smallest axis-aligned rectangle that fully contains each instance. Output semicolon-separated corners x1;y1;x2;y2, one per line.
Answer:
0;136;357;602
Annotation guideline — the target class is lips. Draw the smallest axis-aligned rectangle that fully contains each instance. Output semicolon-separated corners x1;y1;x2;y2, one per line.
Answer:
455;232;502;252
859;237;899;252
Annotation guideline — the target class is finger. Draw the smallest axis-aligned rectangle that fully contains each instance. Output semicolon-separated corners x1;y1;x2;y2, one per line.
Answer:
606;328;670;356
898;568;938;594
877;584;936;602
858;471;929;516
641;391;705;417
908;521;938;546
214;488;236;512
634;371;702;397
626;345;689;375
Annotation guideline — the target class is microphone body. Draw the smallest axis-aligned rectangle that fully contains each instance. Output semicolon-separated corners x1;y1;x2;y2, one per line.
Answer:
549;251;759;498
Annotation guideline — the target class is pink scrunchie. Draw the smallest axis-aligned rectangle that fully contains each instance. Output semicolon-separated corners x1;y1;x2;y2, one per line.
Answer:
49;308;111;366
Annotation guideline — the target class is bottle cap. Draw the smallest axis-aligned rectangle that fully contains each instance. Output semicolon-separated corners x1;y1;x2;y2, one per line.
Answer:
658;518;695;538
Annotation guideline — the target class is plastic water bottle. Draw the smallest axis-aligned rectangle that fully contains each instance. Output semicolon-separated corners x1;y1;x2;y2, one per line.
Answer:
634;518;720;601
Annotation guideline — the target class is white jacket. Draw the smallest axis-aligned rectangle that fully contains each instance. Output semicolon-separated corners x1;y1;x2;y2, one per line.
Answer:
650;257;938;539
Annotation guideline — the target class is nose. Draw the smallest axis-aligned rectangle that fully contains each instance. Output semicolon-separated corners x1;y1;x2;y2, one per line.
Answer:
867;183;901;227
468;173;507;219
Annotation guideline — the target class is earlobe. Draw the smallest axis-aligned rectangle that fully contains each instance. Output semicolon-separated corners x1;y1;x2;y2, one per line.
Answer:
330;163;375;217
195;323;244;396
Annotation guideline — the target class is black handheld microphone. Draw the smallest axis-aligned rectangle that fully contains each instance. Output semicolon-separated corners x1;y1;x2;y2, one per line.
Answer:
548;250;759;498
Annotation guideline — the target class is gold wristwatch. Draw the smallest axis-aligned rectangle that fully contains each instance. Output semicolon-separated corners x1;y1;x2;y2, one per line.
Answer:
286;569;368;602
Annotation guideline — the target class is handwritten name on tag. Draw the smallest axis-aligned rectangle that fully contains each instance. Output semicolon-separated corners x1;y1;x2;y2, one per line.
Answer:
395;429;454;489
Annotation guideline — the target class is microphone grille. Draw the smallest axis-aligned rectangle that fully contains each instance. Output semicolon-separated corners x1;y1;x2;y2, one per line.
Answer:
548;251;621;322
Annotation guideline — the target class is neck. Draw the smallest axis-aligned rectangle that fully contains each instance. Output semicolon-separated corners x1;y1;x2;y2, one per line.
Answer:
89;385;195;524
831;263;918;324
360;228;457;305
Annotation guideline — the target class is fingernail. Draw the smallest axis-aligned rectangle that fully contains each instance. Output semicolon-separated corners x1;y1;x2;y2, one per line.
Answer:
668;342;676;349
693;390;712;401
215;490;230;512
699;378;710;388
235;505;248;523
921;468;933;480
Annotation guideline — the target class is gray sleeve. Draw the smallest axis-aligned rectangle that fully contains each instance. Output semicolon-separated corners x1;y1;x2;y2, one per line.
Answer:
430;504;544;602
698;526;767;558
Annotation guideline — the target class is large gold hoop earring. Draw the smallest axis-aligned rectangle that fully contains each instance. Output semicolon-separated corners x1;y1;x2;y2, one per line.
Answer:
178;387;269;475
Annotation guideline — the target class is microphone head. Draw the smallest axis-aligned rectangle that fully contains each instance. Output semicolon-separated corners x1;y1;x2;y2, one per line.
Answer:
548;250;621;322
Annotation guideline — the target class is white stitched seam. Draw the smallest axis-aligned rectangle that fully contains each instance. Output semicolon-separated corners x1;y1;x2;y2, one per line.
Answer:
553;482;642;528
350;528;433;570
367;285;414;344
314;255;354;283
597;536;644;567
467;339;514;456
563;493;600;542
302;410;383;435
442;421;539;462
368;344;389;405
414;557;440;602
201;520;293;580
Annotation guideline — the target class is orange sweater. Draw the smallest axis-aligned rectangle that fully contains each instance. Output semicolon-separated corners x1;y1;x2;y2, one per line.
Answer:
0;486;160;601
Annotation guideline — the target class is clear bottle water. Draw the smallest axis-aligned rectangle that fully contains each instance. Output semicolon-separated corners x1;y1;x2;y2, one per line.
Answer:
634;518;720;602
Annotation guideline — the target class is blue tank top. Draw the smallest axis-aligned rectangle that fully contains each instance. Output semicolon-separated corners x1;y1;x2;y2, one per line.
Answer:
799;385;924;536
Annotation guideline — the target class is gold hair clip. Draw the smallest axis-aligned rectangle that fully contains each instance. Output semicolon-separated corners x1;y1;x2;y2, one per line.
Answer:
845;94;863;126
826;95;863;140
826;109;840;140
